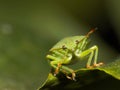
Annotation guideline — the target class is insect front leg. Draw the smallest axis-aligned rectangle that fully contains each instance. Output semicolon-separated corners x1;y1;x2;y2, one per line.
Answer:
75;45;103;68
47;49;68;76
50;60;62;76
47;53;76;80
47;54;62;76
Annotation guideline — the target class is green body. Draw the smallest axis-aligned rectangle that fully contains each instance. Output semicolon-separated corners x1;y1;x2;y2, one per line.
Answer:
50;36;85;51
46;32;103;81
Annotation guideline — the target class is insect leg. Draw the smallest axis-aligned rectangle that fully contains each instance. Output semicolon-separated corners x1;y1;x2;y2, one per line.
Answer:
92;46;103;67
86;50;94;68
50;60;62;76
60;65;76;81
47;49;70;76
76;45;103;68
78;48;94;68
52;50;65;57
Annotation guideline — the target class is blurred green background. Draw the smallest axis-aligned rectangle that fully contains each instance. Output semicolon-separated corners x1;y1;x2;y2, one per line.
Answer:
0;0;120;90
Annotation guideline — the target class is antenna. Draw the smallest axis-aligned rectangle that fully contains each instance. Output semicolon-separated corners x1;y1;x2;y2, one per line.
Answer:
86;27;98;37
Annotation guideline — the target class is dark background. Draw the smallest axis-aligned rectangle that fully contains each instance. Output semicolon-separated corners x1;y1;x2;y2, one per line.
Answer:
0;0;120;90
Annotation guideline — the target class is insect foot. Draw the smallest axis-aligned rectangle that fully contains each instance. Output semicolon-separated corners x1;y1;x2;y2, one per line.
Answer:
53;72;57;76
86;62;103;69
66;72;76;81
86;65;94;69
93;62;104;67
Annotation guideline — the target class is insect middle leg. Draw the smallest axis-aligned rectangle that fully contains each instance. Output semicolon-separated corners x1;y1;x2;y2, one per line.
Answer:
77;45;103;68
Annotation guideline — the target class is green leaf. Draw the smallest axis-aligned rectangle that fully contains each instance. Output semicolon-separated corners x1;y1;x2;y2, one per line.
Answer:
38;59;120;90
98;59;120;80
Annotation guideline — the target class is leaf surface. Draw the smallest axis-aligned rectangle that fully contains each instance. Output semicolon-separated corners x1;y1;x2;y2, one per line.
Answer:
38;59;120;90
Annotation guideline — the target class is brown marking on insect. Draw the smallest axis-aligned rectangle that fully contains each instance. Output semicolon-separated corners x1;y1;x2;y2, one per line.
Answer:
75;40;79;44
62;45;67;49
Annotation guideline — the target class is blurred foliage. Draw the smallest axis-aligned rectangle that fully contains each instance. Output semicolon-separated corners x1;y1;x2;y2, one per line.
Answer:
0;0;119;90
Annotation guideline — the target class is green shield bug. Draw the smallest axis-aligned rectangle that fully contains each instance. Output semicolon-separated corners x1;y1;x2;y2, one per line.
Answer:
46;28;103;81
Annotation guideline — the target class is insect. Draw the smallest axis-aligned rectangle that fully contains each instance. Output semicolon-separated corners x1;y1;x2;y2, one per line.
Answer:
46;28;103;81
